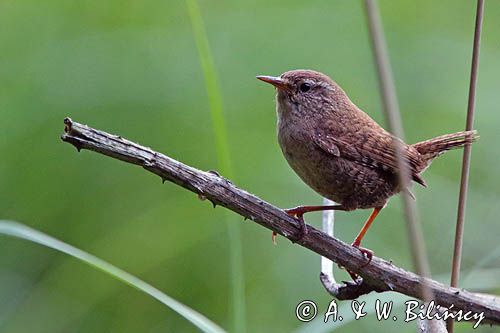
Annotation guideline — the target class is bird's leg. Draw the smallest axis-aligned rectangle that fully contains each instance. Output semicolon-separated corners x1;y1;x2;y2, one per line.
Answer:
347;207;382;279
281;204;348;242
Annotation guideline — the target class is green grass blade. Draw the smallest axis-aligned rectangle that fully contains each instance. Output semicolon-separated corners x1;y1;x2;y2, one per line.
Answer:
0;221;226;333
186;0;232;178
186;1;246;332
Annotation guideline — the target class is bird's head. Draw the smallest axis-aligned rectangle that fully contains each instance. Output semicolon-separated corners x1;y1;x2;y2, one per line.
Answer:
257;69;347;118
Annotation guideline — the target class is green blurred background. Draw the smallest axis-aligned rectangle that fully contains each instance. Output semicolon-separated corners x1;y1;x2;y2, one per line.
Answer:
1;0;499;332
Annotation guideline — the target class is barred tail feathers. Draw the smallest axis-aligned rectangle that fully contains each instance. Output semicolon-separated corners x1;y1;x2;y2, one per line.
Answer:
412;130;478;168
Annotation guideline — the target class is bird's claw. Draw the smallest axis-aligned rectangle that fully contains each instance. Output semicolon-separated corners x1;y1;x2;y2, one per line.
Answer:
346;269;361;282
272;231;277;245
344;244;373;281
284;207;308;242
342;277;363;286
351;243;373;267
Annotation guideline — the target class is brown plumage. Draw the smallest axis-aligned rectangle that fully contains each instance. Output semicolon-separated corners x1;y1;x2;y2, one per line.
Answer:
257;69;478;261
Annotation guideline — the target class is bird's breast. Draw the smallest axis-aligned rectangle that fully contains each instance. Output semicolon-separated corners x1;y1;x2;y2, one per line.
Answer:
277;118;331;191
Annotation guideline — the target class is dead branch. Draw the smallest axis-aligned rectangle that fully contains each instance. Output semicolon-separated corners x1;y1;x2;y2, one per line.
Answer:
61;118;500;326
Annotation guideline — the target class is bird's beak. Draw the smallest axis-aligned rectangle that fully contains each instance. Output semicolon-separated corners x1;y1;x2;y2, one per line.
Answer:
256;75;287;90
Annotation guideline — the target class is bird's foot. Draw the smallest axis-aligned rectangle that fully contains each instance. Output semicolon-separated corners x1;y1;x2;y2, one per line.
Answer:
271;207;308;244
345;242;373;281
351;241;373;266
284;207;308;242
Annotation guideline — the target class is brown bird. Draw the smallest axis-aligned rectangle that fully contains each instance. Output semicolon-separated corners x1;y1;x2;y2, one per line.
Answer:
257;69;477;263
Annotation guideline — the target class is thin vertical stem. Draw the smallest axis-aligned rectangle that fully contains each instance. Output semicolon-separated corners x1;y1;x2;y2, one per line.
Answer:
186;1;246;332
363;0;433;302
449;0;484;331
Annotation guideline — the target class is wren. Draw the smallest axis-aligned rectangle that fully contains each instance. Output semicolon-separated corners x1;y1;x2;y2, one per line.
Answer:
257;69;477;263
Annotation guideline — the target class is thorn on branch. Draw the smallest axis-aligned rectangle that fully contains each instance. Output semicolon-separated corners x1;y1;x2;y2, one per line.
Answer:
207;169;233;185
197;193;216;208
65;137;82;152
207;169;221;177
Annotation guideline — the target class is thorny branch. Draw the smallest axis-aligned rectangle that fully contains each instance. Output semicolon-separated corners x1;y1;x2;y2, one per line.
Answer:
61;118;500;326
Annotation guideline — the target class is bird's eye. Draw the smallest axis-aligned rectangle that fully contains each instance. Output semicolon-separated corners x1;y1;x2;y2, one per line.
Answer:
299;82;311;93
